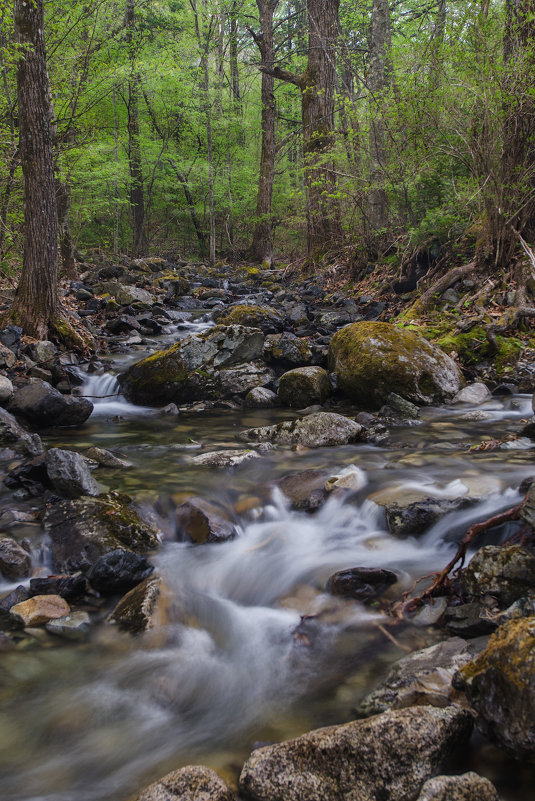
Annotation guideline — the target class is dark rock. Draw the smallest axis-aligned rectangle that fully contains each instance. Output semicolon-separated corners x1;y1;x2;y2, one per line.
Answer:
0;325;22;353
0;538;32;581
458;616;535;759
45;448;99;498
415;773;499;801
0;407;43;456
385;498;470;539
43;492;160;573
445;602;499;637
460;545;535;607
9;379;93;428
29;574;88;601
277;367;331;408
326;567;397;602
239;705;473;801
106;315;142;334
136;765;236;801
275;470;329;511
87;549;154;594
0;585;30;629
108;576;162;633
263;333;312;366
379;392;419;420
4;457;48;496
175;497;236;544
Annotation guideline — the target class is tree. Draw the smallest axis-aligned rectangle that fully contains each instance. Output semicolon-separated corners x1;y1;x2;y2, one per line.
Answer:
8;0;59;339
126;0;147;256
367;0;391;234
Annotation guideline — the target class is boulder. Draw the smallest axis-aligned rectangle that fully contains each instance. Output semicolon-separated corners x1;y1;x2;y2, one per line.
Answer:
239;705;473;801
109;284;155;306
87;549;154;594
277;367;331;408
217;304;285;333
358;637;479;717
244;387;277;408
460;545;535;607
43;492;160;573
10;594;70;626
45;448;99;498
264;333;312;366
385;498;470;539
238;412;363;449
452;383;492;405
29;574;88;601
0;538;32;580
328;322;462;408
189;449;260;469
108;576;163;633
9;379;93;428
415;773;499;801
275;470;330;511
326;567;397;602
458;616;535;759
219;362;274;397
136;765;235;801
175;497;236;544
0;407;43;456
379;392;419;420
0;376;13;404
119;325;265;406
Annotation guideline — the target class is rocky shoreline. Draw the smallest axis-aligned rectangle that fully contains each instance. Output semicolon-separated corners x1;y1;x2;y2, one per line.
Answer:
1;256;535;800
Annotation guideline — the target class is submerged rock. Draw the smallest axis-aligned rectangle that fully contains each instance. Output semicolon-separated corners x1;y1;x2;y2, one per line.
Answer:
43;492;160;573
136;765;236;801
326;567;397;602
415;773;499;801
277;366;331;408
239;705;473;801
275;469;329;511
119;325;265;405
189;449;260;468
84;447;132;469
45;611;91;641
175;497;236;544
9;379;93;428
328;322;462;408
238;412;363;449
458;616;535;759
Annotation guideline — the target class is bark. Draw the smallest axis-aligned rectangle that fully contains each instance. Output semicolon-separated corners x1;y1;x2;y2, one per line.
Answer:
126;0;147;256
56;179;76;278
368;0;391;233
9;0;59;339
249;0;278;264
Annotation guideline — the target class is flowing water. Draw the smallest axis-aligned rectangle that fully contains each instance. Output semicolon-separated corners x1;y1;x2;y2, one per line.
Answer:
1;360;535;799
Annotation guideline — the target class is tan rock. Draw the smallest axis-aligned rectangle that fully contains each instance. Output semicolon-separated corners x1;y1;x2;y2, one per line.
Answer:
11;595;70;626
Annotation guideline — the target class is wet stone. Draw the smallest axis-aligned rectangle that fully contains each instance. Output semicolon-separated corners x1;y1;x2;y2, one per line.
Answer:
0;537;32;581
45;448;99;498
45;611;91;641
244;387;277;408
84;446;132;469
109;576;162;634
275;470;330;511
445;602;498;638
9;379;93;428
189;449;260;469
87;549;154;594
10;595;70;627
326;567;397;602
29;574;88;601
175;497;236;544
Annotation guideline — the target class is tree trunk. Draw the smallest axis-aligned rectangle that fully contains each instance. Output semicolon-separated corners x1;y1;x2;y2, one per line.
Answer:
126;0;147;256
56;178;76;278
9;0;59;339
249;0;278;265
368;0;391;233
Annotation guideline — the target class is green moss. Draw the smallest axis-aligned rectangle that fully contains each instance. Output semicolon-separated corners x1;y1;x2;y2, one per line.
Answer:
218;304;281;329
460;617;535;688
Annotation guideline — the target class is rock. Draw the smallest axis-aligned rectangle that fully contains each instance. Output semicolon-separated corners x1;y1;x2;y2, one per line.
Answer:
411;597;449;627
238;412;363;449
385;498;470;539
452;383;492;404
0;342;16;368
379;392;419;419
457;616;535;759
328;322;462;408
108;576;162;633
29;574;88;601
244;387;277;408
0;325;22;354
110;284;155;306
84;446;132;469
460;545;535;607
0;538;32;580
275;470;329;511
263;333;312;366
445;602;498;638
175;497;236;544
415;773;499;801
0;376;13;404
219;362;274;397
46;611;91;641
0;586;30;629
10;595;70;627
358;637;479;717
239;705;473;801
4;456;48;496
119;325;265;405
0;407;43;456
277;367;331;408
326;567;397;602
136;765;236;801
45;448;99;498
31;340;57;364
189;449;260;468
87;549;154;594
217;304;285;333
9;379;93;428
43;492;160;573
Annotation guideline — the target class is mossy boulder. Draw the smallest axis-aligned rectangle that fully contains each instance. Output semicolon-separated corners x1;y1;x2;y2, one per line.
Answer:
217;304;285;333
458;617;535;759
43;492;160;573
460;545;535;607
328;322;463;408
119;325;265;406
264;332;312;366
277;366;331;408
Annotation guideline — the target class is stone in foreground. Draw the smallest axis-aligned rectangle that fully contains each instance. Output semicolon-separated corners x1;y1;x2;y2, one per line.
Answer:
45;447;99;498
9;379;93;427
328;322;462;408
0;537;32;580
238;412;362;449
239;705;472;801
415;772;499;801
136;765;235;801
11;595;70;627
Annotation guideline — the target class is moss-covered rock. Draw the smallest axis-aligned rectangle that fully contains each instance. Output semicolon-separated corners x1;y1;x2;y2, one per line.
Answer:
108;576;163;633
328;322;463;408
277;366;331;408
460;545;535;607
458;616;535;759
119;325;265;405
264;332;312;366
217;304;285;333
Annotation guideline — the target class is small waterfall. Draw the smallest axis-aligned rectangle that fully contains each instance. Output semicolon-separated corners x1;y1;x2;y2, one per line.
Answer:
79;371;149;416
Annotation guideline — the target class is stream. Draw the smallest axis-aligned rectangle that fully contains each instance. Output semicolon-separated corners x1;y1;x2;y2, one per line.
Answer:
1;336;535;799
